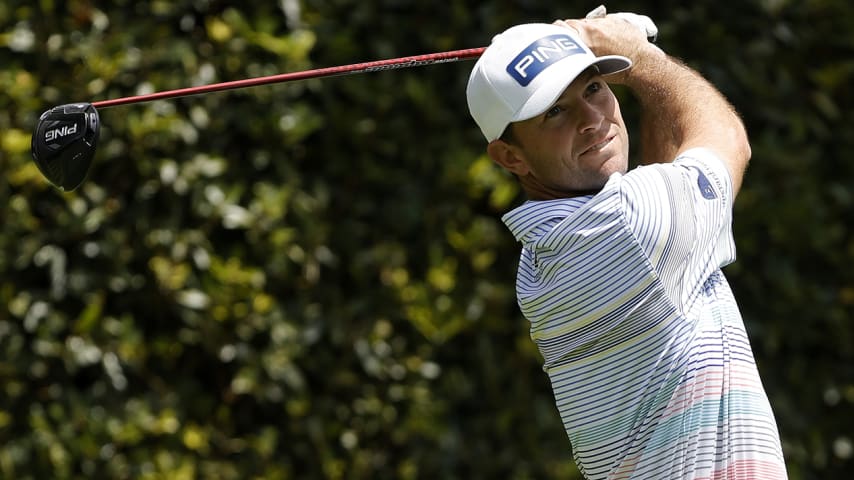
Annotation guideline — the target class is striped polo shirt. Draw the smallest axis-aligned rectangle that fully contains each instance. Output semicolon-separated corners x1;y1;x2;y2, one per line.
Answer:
502;148;787;479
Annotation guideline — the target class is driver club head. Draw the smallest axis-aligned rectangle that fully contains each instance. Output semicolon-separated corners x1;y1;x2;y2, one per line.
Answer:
31;102;100;191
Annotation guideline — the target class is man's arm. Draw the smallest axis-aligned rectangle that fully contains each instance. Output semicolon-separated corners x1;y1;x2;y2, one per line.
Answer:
562;16;751;195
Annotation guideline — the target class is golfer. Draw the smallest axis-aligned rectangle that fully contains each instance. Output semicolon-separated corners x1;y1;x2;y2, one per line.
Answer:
465;11;787;480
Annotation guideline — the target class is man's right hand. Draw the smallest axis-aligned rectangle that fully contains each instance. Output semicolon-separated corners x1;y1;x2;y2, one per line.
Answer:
554;10;665;84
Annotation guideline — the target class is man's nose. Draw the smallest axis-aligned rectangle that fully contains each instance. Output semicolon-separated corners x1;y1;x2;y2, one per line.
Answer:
577;101;604;134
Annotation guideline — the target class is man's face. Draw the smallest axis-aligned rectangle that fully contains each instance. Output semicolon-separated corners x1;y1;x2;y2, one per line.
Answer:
490;70;630;199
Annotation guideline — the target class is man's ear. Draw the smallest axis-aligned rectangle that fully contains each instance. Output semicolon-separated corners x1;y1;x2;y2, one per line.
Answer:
487;140;530;176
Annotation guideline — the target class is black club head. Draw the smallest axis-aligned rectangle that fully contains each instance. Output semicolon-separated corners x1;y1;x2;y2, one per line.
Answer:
31;103;100;191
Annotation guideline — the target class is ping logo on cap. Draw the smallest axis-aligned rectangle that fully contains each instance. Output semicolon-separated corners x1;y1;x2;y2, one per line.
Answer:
506;34;586;86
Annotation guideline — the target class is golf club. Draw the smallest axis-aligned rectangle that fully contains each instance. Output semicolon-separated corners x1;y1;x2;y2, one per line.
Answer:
31;47;486;192
30;6;658;193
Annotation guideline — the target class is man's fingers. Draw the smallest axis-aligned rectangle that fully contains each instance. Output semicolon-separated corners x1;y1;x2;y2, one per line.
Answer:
551;19;580;36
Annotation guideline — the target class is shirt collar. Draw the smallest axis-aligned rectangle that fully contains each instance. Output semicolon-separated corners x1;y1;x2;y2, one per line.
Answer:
501;195;594;244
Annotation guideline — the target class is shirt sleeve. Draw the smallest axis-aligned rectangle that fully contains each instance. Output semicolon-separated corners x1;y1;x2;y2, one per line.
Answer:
619;147;736;310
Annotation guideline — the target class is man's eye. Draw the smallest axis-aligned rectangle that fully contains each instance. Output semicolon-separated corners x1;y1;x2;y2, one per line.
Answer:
587;81;602;95
545;105;564;119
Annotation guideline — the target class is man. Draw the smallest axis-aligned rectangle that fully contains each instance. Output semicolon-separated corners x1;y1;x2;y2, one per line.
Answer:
465;9;787;480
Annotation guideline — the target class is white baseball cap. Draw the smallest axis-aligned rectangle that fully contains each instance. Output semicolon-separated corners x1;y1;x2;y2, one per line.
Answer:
466;23;632;142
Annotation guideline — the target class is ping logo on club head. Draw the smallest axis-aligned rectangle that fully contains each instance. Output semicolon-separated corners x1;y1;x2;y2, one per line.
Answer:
506;34;586;86
44;122;79;143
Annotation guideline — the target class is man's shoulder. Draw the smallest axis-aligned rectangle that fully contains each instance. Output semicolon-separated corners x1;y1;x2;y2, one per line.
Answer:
611;148;733;210
625;148;732;191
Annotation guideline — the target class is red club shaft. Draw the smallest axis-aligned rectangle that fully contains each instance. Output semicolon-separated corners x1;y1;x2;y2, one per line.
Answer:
92;47;486;109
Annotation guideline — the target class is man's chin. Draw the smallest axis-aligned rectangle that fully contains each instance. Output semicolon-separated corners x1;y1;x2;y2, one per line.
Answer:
600;154;629;176
581;161;628;192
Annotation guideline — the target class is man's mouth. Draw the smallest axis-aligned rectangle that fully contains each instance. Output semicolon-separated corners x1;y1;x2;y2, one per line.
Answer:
581;136;614;156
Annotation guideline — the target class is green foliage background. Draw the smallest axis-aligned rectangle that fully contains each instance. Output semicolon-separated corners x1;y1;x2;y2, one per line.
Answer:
1;1;852;479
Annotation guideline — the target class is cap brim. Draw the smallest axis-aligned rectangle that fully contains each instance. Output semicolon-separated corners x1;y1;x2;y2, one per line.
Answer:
511;54;631;124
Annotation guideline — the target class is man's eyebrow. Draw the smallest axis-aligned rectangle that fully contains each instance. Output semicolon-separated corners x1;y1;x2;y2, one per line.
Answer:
579;66;600;82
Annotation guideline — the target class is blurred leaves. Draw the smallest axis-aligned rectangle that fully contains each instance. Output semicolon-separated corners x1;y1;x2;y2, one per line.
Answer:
1;0;853;479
